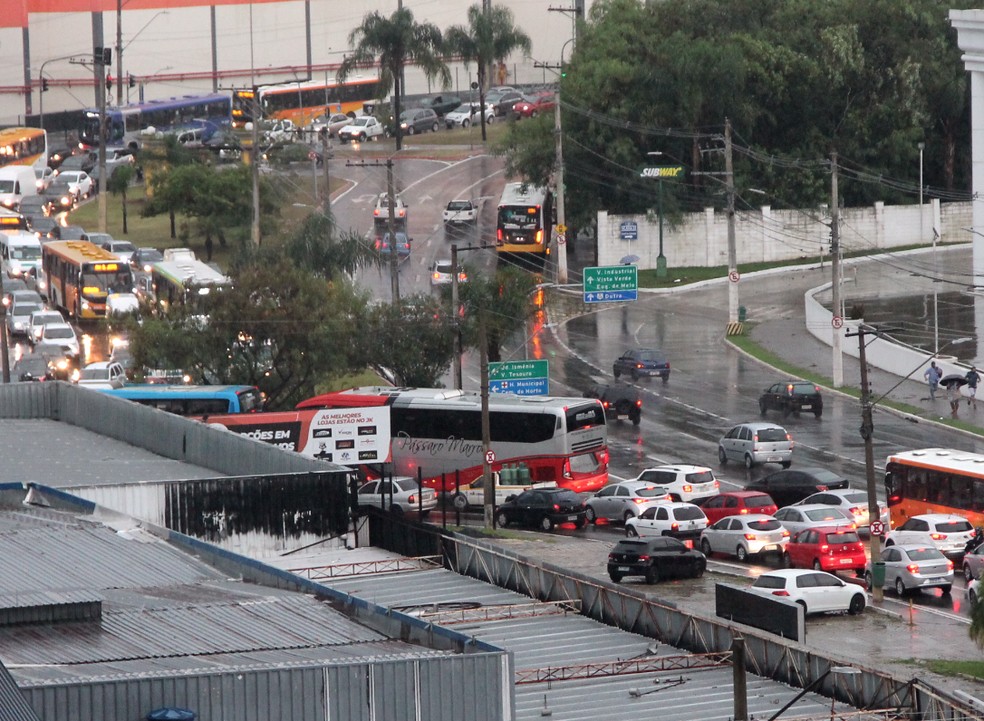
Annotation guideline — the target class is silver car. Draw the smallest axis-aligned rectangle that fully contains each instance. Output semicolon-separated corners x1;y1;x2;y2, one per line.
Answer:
584;480;672;524
699;514;789;561
356;476;437;517
718;421;793;469
868;545;953;596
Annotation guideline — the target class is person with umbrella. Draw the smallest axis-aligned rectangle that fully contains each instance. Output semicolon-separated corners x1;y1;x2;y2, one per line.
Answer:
940;372;968;415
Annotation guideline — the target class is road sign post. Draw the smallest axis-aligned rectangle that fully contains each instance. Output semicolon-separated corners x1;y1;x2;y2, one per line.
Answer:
583;265;638;303
489;359;549;396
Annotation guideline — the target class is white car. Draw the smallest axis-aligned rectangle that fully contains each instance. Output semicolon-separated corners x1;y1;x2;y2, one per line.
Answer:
337;115;386;143
74;361;126;389
885;513;976;559
699;513;789;561
55;170;92;200
444;103;494;129
448;475;556;511
750;569;867;616
631;464;720;502
262;119;298;143
429;259;467;286
28;309;64;345
38;321;79;357
797;489;890;530
442;199;479;224
372;192;409;227
773;504;857;536
585;480;672;524
624;501;707;542
356;476;438;517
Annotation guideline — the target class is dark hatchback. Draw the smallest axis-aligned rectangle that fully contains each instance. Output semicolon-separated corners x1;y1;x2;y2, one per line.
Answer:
584;382;641;425
613;348;670;382
746;467;850;508
495;488;586;531
607;537;706;584
759;381;823;418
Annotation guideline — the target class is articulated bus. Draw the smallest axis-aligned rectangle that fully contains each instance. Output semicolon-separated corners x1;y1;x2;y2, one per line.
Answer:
79;93;232;150
281;387;610;492
495;182;554;259
0;127;47;171
232;76;382;128
151;259;231;314
885;448;984;527
42;241;133;319
100;384;264;416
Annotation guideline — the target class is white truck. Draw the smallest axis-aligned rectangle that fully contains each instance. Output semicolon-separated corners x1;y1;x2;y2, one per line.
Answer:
0;166;38;211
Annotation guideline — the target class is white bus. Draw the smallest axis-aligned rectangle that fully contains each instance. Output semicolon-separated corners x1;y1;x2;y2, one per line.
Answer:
151;258;231;314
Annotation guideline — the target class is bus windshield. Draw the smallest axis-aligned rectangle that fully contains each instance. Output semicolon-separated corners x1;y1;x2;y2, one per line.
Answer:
11;246;41;260
82;268;133;294
498;206;538;228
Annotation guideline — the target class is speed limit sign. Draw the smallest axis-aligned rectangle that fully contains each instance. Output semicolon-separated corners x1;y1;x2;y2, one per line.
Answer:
832;315;844;329
870;521;885;536
485;450;496;465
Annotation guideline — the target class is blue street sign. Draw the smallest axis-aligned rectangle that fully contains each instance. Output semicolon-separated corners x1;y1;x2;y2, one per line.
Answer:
489;377;549;396
584;289;638;303
619;220;638;241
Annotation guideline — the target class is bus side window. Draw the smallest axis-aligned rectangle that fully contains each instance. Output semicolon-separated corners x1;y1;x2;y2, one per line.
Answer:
884;471;895;497
975;479;984;514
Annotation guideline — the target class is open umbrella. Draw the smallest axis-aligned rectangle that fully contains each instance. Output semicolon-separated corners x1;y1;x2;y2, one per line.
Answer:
620;254;640;265
147;709;196;721
940;373;968;388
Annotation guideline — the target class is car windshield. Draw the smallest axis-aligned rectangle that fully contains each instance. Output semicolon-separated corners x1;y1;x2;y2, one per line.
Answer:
79;368;108;380
352;117;372;127
15;303;41;317
805;508;847;521
451;105;471;114
905;547;945;561
757;428;788;442
675;506;705;520
10;246;40;260
753;575;785;589
113;242;136;253
686;471;715;484
448;201;471;210
45;326;74;339
827;531;860;544
791;384;818;395
746;495;774;509
748;519;782;531
937;520;973;533
636;486;669;498
139;250;164;262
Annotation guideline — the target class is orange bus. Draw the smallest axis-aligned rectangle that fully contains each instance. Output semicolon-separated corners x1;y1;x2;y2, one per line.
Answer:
885;448;984;527
42;241;134;319
232;76;383;128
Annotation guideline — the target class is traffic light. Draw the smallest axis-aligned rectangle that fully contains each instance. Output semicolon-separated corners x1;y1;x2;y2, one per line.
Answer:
103;47;112;66
560;64;567;79
128;74;135;88
41;77;49;92
94;46;112;65
106;73;113;91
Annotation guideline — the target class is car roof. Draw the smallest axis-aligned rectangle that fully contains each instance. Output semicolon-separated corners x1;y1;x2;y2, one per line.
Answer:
908;513;971;522
614;479;669;492
735;421;788;431
892;544;945;553
793;525;857;536
730;513;779;524
717;490;774;499
44;322;74;331
782;503;850;514
641;464;713;474
758;569;834;579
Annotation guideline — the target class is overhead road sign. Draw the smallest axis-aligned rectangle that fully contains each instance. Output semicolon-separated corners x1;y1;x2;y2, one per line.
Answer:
489;360;549;396
583;265;638;303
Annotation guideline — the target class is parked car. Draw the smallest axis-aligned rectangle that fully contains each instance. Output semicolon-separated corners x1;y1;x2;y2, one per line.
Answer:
337;115;387;143
442;199;479;224
747;467;850;507
308;112;354;138
494;487;587;531
797;489;890;530
38;321;80;357
718;422;793;469
375;231;412;259
396;107;440;135
55;170;93;200
783;526;866;575
429;259;467;286
697;491;778;525
373;192;408;227
584;480;671;524
131;247;164;273
624;502;708;542
759;381;824;418
74;360;127;389
444;103;495;129
773;504;858;536
485;88;524;116
631;464;720;502
885;514;976;559
607;537;706;584
419;94;462;117
749;569;867;615
356;476;438;517
613;348;670;381
868;545;954;596
699;514;789;561
512;90;556;118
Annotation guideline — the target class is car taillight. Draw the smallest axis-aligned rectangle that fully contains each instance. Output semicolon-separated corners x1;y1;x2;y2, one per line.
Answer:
671;522;679;530
772;590;790;596
713;481;720;489
562;459;572;479
744;533;756;540
820;544;829;553
781;530;790;537
786;384;794;393
787;433;794;446
608;554;617;561
374;239;381;250
947;560;954;570
632;498;647;505
636;363;644;369
602;401;610;408
849;506;863;515
553;504;560;512
930;533;947;540
855;543;865;551
432;272;440;281
817;485;828;491
638;555;650;562
635;399;642;407
739;508;749;514
906;563;920;574
683;484;693;493
374;209;380;217
497;228;503;243
535;229;543;245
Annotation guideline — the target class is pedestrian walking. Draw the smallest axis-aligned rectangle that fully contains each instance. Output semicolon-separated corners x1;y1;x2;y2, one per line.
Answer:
924;361;941;401
947;381;961;416
967;367;981;406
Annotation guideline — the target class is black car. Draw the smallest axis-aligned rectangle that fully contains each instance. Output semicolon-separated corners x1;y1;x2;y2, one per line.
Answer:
495;488;586;531
607;537;706;584
613;348;670;382
42;183;76;214
51;224;85;240
56;151;97;174
27;215;58;239
419;94;461;117
13;354;53;382
746;467;850;508
584;382;642;425
19;195;49;219
759;381;823;418
131;247;164;272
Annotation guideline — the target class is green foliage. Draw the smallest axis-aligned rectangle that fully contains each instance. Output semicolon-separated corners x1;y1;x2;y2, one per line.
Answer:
972;596;984;651
281;211;382;280
365;294;455;387
457;266;538;363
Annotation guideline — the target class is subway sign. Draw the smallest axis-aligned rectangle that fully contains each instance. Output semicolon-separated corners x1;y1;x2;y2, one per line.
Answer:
639;166;685;179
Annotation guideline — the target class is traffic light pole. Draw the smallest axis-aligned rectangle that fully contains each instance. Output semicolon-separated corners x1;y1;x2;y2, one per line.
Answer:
347;158;400;303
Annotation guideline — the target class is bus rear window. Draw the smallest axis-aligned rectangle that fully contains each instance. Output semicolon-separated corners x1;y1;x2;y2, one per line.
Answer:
566;403;604;431
237;388;264;413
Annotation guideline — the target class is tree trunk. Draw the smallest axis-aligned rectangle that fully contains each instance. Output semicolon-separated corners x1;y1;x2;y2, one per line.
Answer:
121;190;128;234
169;209;176;239
394;65;403;152
478;66;488;143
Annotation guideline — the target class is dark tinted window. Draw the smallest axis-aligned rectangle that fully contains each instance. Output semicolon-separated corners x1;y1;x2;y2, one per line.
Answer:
745;494;774;509
686;471;715;484
905;547;945;561
748;520;782;531
753;575;785;589
937;520;973;533
566;402;605;432
613;540;647;553
675;506;705;521
636;486;668;498
757;428;788;442
791;384;819;396
826;531;860;544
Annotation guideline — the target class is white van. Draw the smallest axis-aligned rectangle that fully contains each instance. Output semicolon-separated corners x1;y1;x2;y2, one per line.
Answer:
0;166;38;211
0;230;42;280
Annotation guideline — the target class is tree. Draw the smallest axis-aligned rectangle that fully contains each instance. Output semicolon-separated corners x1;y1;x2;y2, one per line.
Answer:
972;592;984;649
365;294;456;386
282;210;381;280
106;164;135;234
339;8;450;152
457;266;538;363
445;4;532;143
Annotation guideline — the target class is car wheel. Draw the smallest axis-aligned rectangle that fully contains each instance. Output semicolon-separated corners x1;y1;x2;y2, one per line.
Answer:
864;571;874;591
585;506;597;524
693;560;706;578
623;510;635;524
718;447;728;465
662;373;669;384
744;454;754;470
966;564;975;583
452;493;468;512
780;461;792;469
971;589;979;606
895;577;907;596
462;119;470;128
573;516;586;529
420;509;431;520
407;126;416;135
530;111;538;118
630;409;641;426
495;511;509;528
848;594;866;615
613;368;621;379
781;404;791;418
540;515;554;532
812;559;823;571
626;526;639;538
609;571;622;583
645;565;659;584
782;552;792;568
390;504;405;516
759;401;768;417
736;545;749;562
431;122;439;132
487;115;494;124
631;368;639;381
941;584;952;595
700;538;712;556
358;133;367;142
814;409;823;418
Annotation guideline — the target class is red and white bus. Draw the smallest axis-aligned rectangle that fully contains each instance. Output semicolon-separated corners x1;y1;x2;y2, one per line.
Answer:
210;387;610;493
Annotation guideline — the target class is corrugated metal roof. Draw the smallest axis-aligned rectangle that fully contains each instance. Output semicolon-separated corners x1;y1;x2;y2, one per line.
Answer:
0;661;40;721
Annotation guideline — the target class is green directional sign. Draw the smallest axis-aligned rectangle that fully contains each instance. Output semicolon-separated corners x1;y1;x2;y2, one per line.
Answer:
583;265;638;303
488;360;549;396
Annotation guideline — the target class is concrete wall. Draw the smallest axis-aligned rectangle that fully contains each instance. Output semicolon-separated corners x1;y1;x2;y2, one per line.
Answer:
598;199;968;270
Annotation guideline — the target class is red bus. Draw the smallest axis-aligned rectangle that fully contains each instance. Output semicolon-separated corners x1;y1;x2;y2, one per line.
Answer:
210;387;610;493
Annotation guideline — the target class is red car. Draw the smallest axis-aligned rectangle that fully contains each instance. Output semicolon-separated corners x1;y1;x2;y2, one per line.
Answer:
512;90;556;118
783;526;866;575
697;491;778;525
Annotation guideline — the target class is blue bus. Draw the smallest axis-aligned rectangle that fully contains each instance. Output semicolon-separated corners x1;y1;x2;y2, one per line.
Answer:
79;93;232;150
100;384;263;416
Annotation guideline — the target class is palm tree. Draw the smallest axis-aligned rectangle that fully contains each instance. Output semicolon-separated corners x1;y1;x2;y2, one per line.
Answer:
339;8;450;152
106;164;135;234
445;4;532;142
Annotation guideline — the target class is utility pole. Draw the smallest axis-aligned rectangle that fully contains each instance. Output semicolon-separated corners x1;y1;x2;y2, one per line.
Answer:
347;158;400;302
451;243;462;389
847;324;883;603
321;129;331;209
116;0;123;107
479;304;494;530
251;87;261;246
92;17;109;234
830;151;843;387
0;274;9;383
554;90;568;284
725;118;738;324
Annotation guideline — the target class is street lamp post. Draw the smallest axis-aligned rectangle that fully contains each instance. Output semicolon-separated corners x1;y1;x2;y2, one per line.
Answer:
642;152;685;279
920;142;939;354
